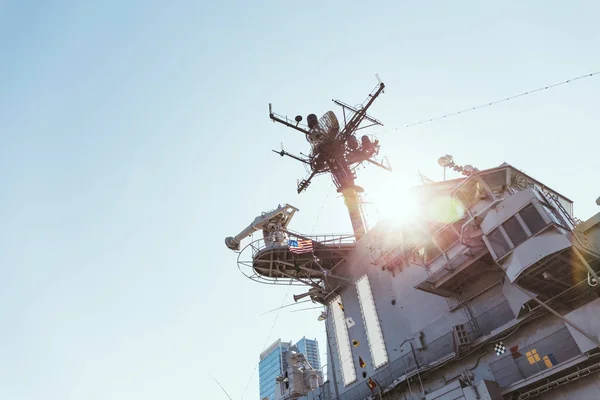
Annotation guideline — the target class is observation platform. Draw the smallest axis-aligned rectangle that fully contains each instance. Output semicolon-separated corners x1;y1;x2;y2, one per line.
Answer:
503;234;600;301
236;233;356;286
415;246;497;297
481;187;600;302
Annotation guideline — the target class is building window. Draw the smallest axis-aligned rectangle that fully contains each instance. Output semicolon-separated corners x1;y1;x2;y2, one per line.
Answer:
330;295;357;386
519;204;546;236
481;169;508;193
502;216;528;247
356;275;388;369
416;239;443;265
435;225;460;252
484;202;558;261
488;228;510;259
454;178;483;211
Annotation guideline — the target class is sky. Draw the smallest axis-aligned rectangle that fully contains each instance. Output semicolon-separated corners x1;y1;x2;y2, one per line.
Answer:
0;1;599;399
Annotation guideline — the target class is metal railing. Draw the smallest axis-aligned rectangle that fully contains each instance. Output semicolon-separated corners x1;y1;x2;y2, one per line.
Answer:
489;326;581;389
471;300;515;339
423;245;484;285
245;233;356;258
420;332;456;366
321;300;517;400
324;331;458;400
285;230;356;244
236;233;356;285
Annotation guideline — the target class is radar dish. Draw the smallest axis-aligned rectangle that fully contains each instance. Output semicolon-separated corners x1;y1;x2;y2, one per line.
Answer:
307;111;340;147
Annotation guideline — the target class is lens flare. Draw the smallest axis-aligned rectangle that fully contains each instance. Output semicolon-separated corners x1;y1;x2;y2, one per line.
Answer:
377;188;421;224
368;173;421;225
423;195;465;224
368;172;466;228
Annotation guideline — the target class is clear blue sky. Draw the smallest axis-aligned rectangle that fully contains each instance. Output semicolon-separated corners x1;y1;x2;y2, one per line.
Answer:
1;1;599;399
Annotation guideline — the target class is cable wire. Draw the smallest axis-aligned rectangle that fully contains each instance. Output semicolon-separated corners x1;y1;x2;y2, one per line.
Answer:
209;372;234;400
311;185;334;233
258;299;313;317
239;280;294;400
403;71;600;128
290;306;323;313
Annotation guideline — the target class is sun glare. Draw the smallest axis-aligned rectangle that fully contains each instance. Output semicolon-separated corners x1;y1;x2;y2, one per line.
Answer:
369;173;421;225
368;172;466;227
424;195;465;224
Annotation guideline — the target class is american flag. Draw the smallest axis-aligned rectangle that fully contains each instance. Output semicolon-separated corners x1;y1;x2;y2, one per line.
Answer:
288;239;313;254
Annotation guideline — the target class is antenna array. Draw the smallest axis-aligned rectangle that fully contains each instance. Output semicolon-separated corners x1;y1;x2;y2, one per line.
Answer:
269;80;391;238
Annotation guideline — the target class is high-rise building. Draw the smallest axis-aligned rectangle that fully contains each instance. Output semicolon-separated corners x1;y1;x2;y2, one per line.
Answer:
258;337;321;400
294;337;321;370
259;339;291;400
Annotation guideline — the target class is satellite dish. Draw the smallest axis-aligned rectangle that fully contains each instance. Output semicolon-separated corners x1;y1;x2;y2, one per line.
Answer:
438;155;454;167
307;111;340;147
295;115;303;123
319;111;340;135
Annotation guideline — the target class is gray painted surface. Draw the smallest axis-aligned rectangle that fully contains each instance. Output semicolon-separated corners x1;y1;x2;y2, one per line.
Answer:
252;170;600;400
564;297;600;353
321;191;599;400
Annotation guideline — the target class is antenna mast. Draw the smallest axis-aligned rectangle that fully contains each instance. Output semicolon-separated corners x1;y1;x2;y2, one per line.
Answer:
268;80;391;239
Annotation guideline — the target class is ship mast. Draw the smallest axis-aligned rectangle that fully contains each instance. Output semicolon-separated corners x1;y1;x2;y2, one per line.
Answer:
269;80;390;239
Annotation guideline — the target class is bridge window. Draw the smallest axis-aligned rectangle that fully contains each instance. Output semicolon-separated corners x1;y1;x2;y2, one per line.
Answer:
486;202;555;260
416;239;443;265
488;228;510;259
435;225;460;252
455;179;483;210
356;275;388;369
502;216;528;247
519;204;546;236
414;219;464;267
481;169;508;193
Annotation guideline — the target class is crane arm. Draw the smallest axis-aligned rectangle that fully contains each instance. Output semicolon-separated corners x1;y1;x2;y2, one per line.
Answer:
225;204;299;251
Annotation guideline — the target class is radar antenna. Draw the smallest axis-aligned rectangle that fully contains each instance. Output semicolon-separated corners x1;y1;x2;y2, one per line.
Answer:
269;80;391;239
438;154;479;181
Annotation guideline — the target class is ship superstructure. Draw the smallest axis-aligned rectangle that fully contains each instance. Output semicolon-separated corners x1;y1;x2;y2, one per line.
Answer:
225;81;600;400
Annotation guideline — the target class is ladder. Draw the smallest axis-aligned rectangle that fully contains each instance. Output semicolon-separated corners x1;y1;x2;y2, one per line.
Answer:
543;192;597;253
456;285;481;341
545;192;578;228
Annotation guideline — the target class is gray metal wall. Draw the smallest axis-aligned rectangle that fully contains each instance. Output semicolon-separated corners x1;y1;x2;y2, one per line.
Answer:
324;224;520;399
321;203;600;399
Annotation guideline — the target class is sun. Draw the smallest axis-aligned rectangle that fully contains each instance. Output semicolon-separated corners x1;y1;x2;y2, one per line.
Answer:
365;171;466;229
367;172;422;226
